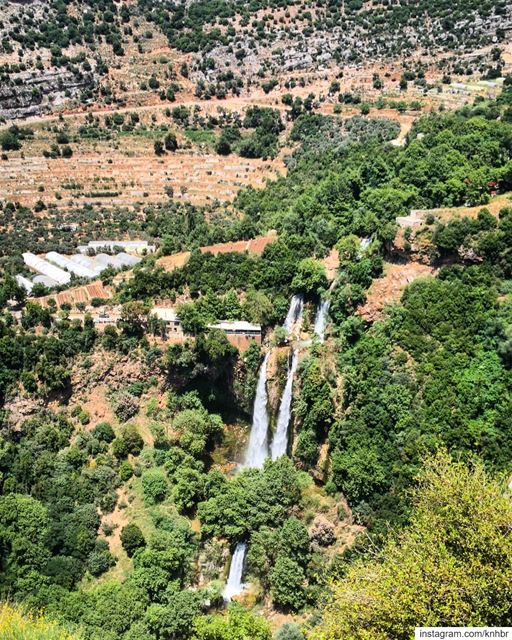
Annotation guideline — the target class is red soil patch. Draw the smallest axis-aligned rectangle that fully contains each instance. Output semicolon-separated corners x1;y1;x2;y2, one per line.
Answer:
199;233;276;256
323;247;339;282
32;281;112;307
155;233;277;271
358;261;434;322
156;251;191;271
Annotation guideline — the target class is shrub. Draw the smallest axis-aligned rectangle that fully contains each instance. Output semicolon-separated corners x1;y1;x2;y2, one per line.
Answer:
87;549;116;576
164;132;178;151
112;392;139;422
121;523;146;557
0;130;20;151
119;460;134;482
141;469;168;504
275;623;305;640
0;603;76;639
92;421;115;443
78;410;90;425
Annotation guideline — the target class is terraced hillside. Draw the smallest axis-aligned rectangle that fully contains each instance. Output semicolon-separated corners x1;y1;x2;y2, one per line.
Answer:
1;2;512;639
1;0;511;119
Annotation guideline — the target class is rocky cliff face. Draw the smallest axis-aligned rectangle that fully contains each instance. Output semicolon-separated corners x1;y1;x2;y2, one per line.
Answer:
0;68;95;120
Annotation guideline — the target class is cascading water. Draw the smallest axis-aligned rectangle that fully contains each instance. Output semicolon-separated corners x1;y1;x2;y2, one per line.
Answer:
283;294;304;333
224;295;304;599
271;349;299;460
360;236;372;250
314;299;330;343
223;353;270;600
223;542;247;602
244;352;270;469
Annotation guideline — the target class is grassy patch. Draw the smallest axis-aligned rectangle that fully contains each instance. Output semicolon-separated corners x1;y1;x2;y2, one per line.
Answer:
184;128;216;146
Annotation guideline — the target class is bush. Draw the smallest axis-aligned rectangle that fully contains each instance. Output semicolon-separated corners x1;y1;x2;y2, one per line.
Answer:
87;549;116;576
78;410;90;425
0;130;20;151
0;603;75;640
164;132;178;151
119;460;134;482
92;421;115;443
275;623;305;640
121;523;146;557
270;556;306;611
112;392;139;422
141;469;168;504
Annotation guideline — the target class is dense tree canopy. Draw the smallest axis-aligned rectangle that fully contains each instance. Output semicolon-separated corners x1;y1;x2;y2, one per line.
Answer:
314;452;512;638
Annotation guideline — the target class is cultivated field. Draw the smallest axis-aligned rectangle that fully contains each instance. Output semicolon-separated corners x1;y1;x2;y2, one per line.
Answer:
0;150;282;208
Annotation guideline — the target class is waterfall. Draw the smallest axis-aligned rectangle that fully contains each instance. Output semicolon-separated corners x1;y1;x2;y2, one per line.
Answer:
271;349;299;460
224;354;270;600
223;542;247;601
225;302;302;599
314;299;330;343
244;352;270;469
283;294;304;333
359;236;372;254
360;236;372;250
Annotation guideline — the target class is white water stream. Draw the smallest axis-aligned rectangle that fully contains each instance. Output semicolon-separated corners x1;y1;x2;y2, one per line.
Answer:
224;295;304;600
283;293;304;333
313;299;330;343
243;352;270;469
271;349;299;460
223;542;247;602
223;351;270;600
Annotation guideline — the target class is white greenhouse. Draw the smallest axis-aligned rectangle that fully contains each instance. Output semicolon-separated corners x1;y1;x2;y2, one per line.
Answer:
15;275;34;293
22;252;71;285
46;252;98;279
33;275;60;288
69;254;104;276
80;240;155;255
94;253;123;269
116;253;141;267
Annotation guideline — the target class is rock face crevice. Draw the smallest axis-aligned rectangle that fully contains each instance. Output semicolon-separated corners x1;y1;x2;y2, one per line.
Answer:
0;69;95;120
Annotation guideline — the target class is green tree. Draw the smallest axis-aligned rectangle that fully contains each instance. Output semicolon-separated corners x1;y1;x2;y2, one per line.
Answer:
164;132;178;151
121;524;146;557
177;302;207;335
270;556;306;612
144;589;201;639
314;452;512;639
172;467;205;513
193;603;271;640
118;301;150;338
141;469;168;504
0;494;50;595
277;517;310;567
291;258;327;297
244;289;275;325
92;421;115;443
121;424;144;455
